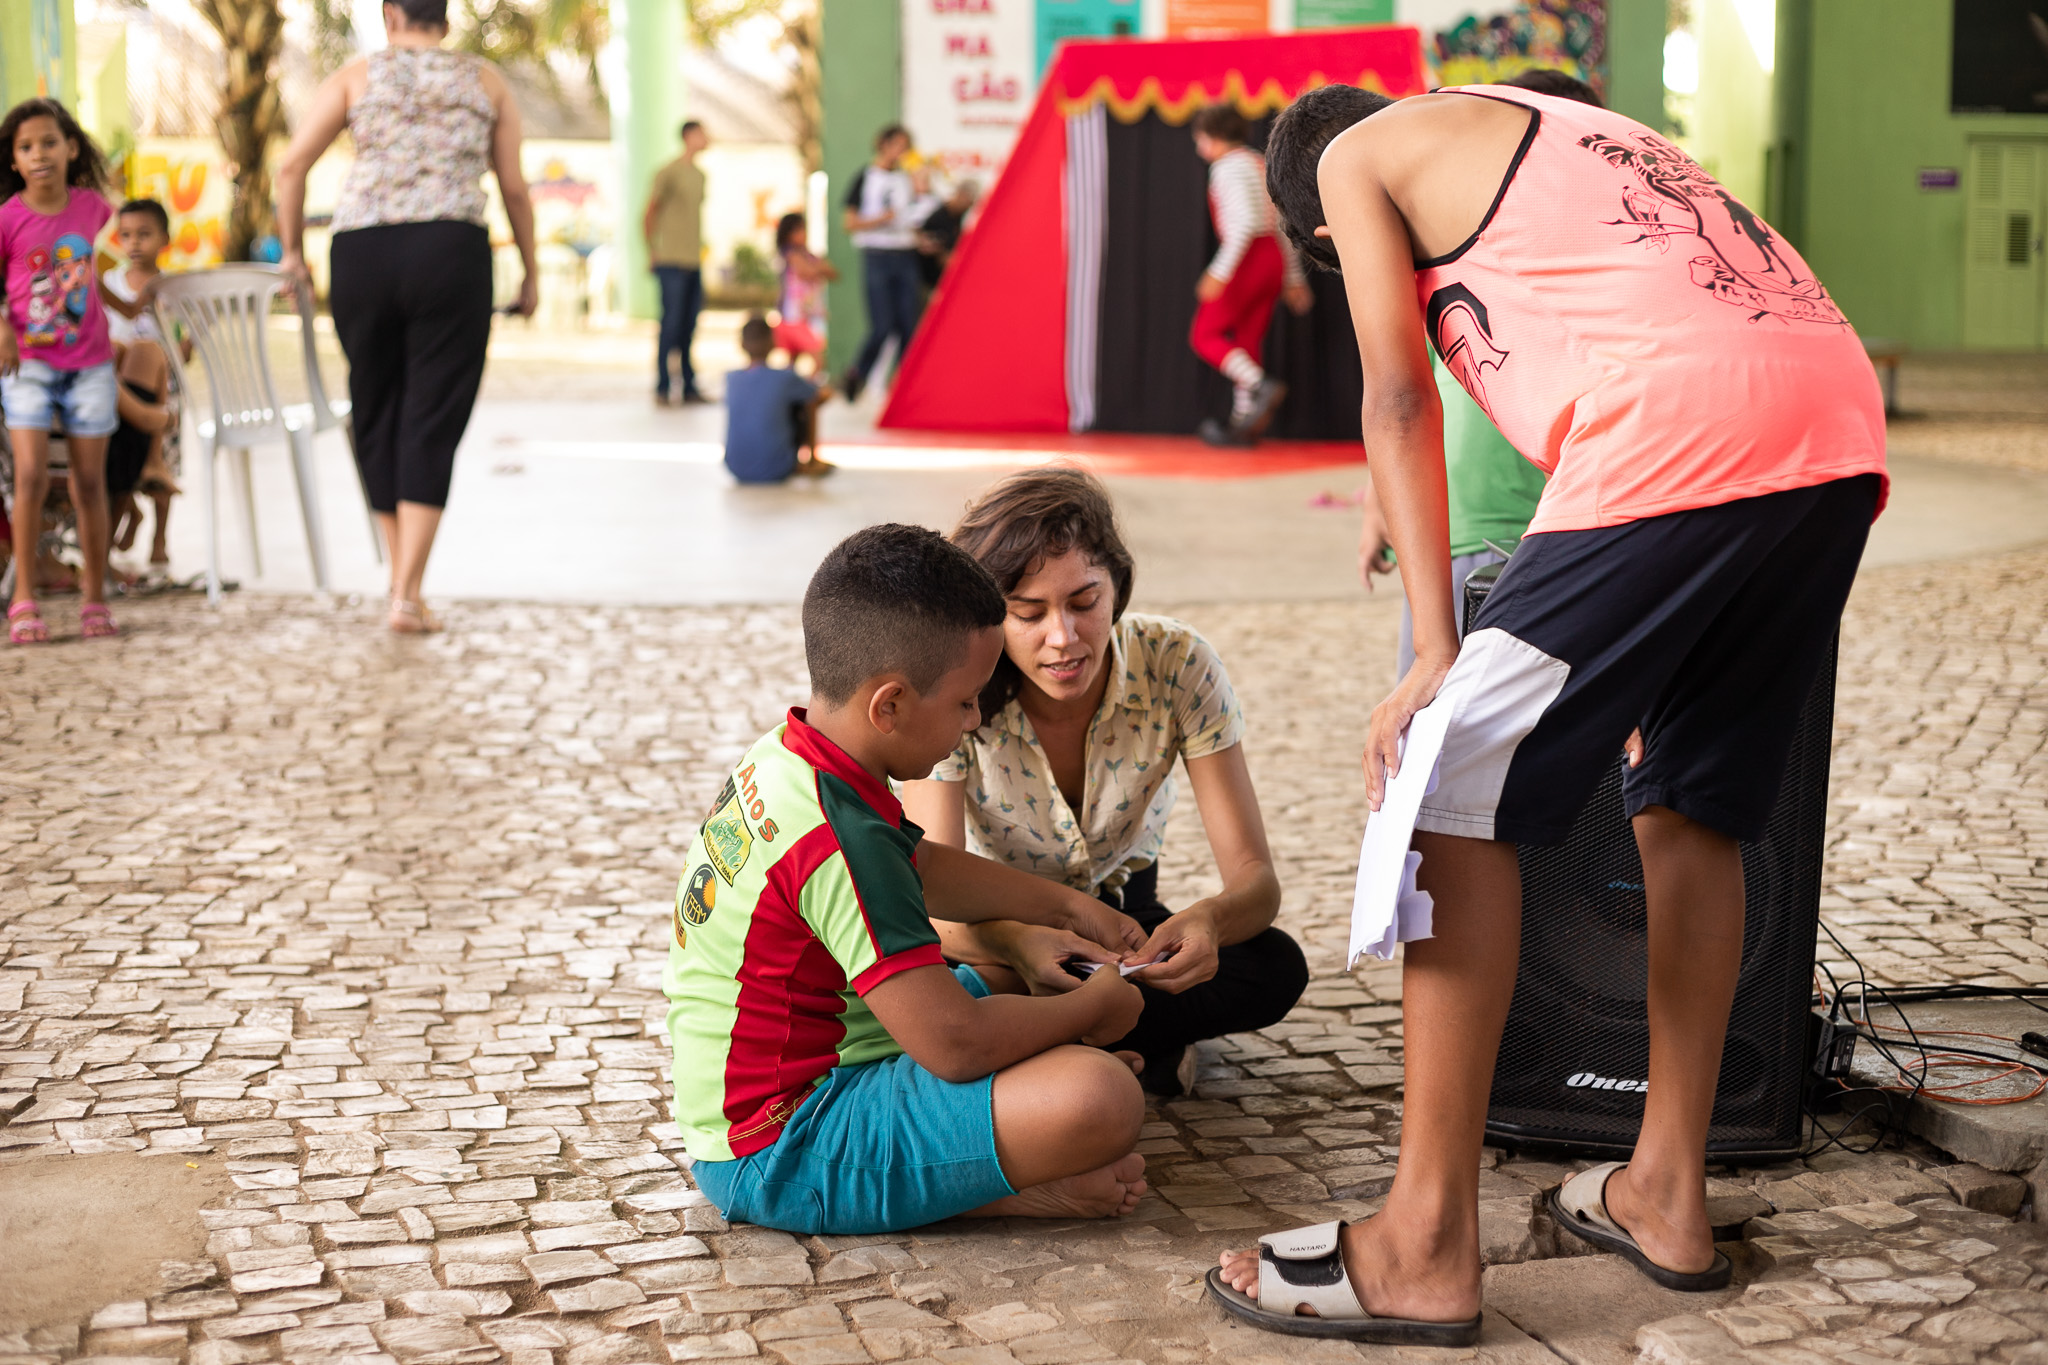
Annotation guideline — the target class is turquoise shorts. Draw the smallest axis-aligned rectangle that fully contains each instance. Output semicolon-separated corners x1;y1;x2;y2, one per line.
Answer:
691;965;1014;1234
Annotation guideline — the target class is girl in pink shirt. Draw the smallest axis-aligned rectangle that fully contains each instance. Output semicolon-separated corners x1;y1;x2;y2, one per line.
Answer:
0;99;140;643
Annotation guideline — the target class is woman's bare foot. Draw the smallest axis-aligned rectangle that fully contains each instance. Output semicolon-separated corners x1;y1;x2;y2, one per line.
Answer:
968;1153;1147;1220
1215;1214;1481;1323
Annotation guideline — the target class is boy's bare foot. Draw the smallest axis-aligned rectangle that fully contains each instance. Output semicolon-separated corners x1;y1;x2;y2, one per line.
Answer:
968;1153;1147;1220
1214;1213;1481;1324
1113;1050;1144;1075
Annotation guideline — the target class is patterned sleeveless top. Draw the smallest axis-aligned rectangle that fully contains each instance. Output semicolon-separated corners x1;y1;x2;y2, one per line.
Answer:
332;47;495;233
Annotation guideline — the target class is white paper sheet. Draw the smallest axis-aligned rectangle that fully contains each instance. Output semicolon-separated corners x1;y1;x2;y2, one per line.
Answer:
1346;672;1472;966
1072;955;1168;978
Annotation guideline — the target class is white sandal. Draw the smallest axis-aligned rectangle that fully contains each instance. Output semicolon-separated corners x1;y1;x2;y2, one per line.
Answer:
1203;1220;1483;1345
1549;1162;1732;1291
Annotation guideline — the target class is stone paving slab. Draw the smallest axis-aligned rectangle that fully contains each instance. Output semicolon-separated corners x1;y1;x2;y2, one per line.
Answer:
5;548;2048;1364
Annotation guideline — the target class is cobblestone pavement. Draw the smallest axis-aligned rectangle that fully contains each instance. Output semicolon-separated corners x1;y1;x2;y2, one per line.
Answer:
5;547;2048;1365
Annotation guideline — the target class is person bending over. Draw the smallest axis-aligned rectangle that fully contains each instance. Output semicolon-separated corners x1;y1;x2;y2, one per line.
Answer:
1188;104;1311;448
905;468;1307;1097
664;524;1156;1235
724;314;833;484
1207;81;1886;1343
1356;69;1600;671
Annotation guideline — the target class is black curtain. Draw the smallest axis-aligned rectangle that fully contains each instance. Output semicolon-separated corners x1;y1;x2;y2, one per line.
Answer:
1092;112;1363;441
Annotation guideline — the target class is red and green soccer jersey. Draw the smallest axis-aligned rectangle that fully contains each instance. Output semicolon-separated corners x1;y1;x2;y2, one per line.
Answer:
663;709;947;1161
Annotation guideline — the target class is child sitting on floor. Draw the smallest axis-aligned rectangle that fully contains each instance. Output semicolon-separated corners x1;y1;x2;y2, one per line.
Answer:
103;197;182;573
664;524;1154;1235
725;313;833;484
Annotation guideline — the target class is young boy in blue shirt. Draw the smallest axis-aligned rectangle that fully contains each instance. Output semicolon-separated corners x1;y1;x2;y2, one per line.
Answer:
724;313;833;483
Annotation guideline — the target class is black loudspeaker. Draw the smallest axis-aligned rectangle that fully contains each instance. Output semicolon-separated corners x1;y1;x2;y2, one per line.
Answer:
1462;563;1831;1161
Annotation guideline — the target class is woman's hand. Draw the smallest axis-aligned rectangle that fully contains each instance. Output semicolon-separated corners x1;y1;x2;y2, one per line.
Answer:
1196;272;1226;303
1059;891;1148;955
513;273;538;318
1364;651;1458;811
278;250;313;297
1128;904;1222;994
983;921;1120;996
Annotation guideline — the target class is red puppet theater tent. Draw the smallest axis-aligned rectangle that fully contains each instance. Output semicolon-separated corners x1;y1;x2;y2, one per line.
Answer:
879;28;1428;436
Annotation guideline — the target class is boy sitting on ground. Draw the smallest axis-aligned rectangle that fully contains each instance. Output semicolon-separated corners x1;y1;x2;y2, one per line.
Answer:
103;198;182;572
724;312;833;484
665;524;1155;1234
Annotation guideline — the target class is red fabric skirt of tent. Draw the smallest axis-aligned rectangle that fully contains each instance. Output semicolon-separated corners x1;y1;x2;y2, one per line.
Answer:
880;28;1428;434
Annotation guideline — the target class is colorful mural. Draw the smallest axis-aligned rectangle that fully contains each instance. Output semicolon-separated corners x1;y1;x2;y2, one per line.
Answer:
1431;0;1605;94
127;141;230;269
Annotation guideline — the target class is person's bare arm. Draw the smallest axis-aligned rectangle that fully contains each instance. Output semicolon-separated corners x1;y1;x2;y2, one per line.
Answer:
902;779;1125;988
274;60;360;292
864;962;1144;1083
643;188;664;255
1318;126;1452;811
916;839;1145;954
480;63;537;317
1127;744;1280;994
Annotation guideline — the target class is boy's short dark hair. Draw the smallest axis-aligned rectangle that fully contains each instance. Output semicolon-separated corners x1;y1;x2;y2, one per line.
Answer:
1500;67;1603;107
1265;84;1395;274
875;123;909;150
740;312;773;360
803;525;1005;705
118;197;171;235
681;119;705;138
1191;104;1251;146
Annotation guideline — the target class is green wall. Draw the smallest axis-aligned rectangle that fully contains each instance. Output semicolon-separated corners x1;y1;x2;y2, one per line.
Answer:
820;0;902;373
618;0;688;321
0;0;78;112
1603;0;1668;132
1791;0;2045;349
1691;0;1770;207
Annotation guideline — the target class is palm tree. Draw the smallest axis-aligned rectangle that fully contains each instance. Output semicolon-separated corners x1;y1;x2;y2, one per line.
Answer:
196;0;289;261
684;0;821;174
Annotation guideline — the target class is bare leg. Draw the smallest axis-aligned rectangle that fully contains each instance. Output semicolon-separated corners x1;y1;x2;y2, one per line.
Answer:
67;435;113;606
9;429;50;608
386;500;445;632
148;487;172;565
1216;830;1520;1323
1603;805;1744;1275
965;1044;1148;1220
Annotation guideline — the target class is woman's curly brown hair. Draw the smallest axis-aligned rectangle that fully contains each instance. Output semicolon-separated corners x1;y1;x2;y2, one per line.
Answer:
950;466;1136;725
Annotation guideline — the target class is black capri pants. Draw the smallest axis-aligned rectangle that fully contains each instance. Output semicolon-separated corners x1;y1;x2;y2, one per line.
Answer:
1096;863;1309;1096
329;220;494;511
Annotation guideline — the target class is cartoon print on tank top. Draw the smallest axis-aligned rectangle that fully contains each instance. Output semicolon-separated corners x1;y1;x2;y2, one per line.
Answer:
1575;129;1847;327
1425;282;1510;422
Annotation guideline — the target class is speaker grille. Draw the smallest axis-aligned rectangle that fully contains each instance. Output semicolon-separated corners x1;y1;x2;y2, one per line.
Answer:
1464;567;1831;1160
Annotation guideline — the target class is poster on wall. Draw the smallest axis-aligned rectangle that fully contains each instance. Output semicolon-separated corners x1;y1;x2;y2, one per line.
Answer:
902;0;1038;183
1164;0;1268;37
1295;0;1395;29
1951;0;2048;114
128;141;229;269
1402;0;1606;94
1037;0;1142;76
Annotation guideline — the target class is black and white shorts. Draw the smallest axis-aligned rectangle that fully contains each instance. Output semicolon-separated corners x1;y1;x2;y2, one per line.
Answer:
1415;474;1881;846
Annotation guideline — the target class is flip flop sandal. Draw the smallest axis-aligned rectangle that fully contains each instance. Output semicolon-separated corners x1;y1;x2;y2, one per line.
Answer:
389;599;444;634
1203;1220;1483;1346
8;600;48;644
1548;1163;1732;1291
80;604;119;639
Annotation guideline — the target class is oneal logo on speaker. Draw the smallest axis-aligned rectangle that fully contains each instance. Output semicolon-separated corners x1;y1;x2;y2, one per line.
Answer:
1565;1071;1648;1094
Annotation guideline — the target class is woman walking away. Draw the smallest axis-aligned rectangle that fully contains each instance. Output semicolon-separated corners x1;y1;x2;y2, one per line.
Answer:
903;468;1308;1096
275;0;537;634
0;99;124;643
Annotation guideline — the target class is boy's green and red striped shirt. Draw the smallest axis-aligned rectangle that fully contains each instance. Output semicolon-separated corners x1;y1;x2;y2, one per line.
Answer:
662;709;945;1162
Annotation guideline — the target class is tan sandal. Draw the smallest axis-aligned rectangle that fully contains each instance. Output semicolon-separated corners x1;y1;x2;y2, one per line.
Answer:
389;599;444;634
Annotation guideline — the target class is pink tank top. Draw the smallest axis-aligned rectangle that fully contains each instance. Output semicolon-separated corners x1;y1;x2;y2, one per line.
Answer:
1414;88;1887;533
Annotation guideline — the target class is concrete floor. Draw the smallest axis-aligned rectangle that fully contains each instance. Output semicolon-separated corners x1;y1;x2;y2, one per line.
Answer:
158;397;2048;607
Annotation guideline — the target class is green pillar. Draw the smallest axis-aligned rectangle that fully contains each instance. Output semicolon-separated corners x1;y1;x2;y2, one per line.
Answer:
618;0;687;320
820;0;901;373
1603;0;1667;132
1765;0;1811;248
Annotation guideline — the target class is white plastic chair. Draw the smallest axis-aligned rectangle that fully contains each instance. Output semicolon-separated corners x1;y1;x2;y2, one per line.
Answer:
155;265;379;604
